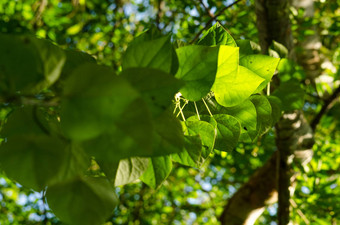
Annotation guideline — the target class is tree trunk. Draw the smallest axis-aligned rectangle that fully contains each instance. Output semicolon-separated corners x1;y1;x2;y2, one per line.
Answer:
220;0;316;224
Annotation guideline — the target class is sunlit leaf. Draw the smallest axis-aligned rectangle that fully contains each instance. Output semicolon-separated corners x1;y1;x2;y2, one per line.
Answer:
240;55;280;93
198;22;237;47
122;33;178;75
213;65;264;107
175;45;219;101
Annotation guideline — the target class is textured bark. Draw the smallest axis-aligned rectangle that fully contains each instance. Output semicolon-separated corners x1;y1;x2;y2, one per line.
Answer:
220;152;278;225
292;0;322;82
220;0;316;224
255;0;294;58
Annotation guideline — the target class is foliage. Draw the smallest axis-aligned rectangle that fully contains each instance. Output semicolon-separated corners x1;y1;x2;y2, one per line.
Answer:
0;0;339;224
0;15;281;224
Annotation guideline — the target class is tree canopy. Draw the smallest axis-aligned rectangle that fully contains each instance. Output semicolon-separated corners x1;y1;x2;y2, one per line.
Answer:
0;0;339;225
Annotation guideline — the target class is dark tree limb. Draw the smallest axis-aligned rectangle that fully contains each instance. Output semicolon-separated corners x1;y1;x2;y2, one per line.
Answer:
311;86;340;131
220;152;278;225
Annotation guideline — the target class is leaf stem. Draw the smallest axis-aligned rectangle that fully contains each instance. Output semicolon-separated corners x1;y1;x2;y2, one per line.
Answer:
267;82;270;96
178;103;186;121
202;98;213;117
194;101;200;120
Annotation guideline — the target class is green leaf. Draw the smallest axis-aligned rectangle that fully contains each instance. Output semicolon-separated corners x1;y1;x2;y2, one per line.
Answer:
272;79;305;111
122;33;178;75
277;58;306;82
236;39;261;58
175;45;219;101
57;143;90;182
210;45;238;107
240;55;280;93
0;34;65;94
250;95;273;136
0;107;44;137
185;117;216;159
113;157;149;186
121;68;183;116
267;96;282;125
211;114;241;152
152;110;185;156
60;49;96;80
198;22;237;47
47;176;118;225
213;65;265;107
140;156;172;189
0;135;67;191
270;41;288;58
60;63;140;141
97;157;150;187
194;114;240;151
0;107;90;190
83;98;154;161
171;135;202;168
84;108;182;162
222;100;258;141
172;118;216;168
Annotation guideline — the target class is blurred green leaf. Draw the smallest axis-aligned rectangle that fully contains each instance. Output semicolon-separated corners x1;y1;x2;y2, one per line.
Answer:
0;34;65;94
47;176;118;225
60;63;140;141
121;67;183;116
273;79;305;111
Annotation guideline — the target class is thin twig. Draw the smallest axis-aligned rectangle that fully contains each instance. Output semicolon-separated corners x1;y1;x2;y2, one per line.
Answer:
311;86;340;131
289;199;310;224
190;0;243;44
197;0;214;18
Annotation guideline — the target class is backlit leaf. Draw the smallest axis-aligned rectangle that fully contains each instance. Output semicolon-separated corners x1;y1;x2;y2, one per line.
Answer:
175;45;219;101
122;33;178;75
198;22;237;47
213;65;264;107
240;55;280;93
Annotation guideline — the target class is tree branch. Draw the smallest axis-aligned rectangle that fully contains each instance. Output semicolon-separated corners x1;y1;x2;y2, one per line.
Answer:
190;0;243;44
220;151;278;225
310;86;340;131
197;0;214;18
